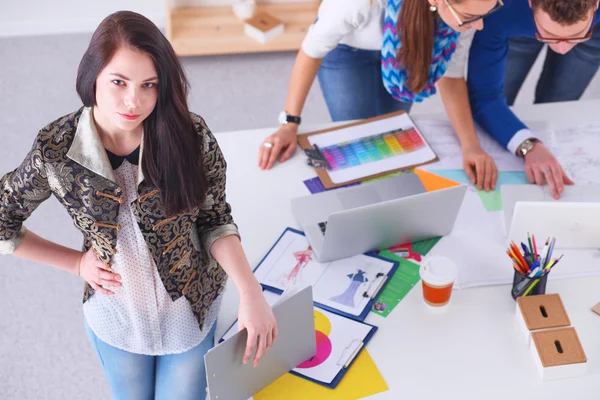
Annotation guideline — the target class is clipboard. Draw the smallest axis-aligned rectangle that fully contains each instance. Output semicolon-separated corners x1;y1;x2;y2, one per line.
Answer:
297;110;439;189
253;227;399;322
218;288;379;390
301;320;378;389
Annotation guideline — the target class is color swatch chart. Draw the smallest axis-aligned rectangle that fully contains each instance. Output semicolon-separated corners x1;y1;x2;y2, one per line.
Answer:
321;128;425;171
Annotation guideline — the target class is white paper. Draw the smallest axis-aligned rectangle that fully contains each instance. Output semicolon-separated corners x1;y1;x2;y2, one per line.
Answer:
222;291;374;385
550;124;600;185
413;119;552;172
254;230;394;316
308;113;437;184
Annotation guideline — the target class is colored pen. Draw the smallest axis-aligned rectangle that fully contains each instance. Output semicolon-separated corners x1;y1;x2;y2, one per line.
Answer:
539;238;549;269
511;243;529;272
522;278;540;296
513;261;527;276
528;266;540;278
517;244;530;270
507;245;527;275
521;242;530;257
546;254;564;270
545;238;556;269
508;252;527;275
527;260;540;277
532;234;538;262
520;243;532;268
527;233;534;264
511;257;527;275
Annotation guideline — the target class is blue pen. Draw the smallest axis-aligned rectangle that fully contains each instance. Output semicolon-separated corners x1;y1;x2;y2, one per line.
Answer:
527;260;541;277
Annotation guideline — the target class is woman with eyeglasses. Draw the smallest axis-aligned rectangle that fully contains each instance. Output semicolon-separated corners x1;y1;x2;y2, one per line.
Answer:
258;0;503;191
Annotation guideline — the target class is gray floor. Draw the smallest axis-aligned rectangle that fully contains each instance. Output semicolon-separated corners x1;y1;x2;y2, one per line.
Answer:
1;33;599;400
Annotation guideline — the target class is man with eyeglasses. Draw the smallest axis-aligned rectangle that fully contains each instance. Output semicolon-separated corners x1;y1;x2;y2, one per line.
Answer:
467;0;600;199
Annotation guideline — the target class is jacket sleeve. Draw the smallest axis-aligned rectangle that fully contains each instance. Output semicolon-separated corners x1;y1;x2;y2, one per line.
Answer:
467;27;528;149
193;116;240;254
0;135;52;254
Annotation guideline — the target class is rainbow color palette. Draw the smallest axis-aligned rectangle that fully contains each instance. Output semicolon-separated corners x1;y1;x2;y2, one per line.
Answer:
321;128;425;171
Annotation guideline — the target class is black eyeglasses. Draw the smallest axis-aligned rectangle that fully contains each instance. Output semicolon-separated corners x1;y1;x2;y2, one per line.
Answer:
443;0;504;27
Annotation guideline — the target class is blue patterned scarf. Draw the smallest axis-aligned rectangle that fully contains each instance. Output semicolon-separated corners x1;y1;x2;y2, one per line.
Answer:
382;0;460;102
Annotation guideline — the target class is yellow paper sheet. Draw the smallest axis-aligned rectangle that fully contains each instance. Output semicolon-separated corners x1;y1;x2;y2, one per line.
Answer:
254;349;388;400
413;168;460;192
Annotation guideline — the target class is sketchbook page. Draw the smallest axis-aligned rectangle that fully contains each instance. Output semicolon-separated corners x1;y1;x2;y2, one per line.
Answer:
312;255;394;316
413;119;551;171
222;291;374;386
307;113;437;184
254;230;395;317
550;124;600;185
253;230;326;290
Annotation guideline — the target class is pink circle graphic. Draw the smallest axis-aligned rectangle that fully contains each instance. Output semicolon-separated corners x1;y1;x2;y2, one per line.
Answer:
296;330;332;369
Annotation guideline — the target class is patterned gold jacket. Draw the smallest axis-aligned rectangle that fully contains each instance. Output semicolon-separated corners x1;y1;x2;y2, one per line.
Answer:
0;107;239;329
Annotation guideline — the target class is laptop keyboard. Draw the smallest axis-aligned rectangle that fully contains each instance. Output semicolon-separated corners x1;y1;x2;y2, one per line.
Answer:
318;222;328;235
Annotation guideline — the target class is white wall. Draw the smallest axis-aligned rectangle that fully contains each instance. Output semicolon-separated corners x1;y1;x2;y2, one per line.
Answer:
0;0;316;37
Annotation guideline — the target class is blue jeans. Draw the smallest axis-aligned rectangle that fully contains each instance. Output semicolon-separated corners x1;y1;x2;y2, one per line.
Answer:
318;44;412;122
84;318;216;400
504;25;600;105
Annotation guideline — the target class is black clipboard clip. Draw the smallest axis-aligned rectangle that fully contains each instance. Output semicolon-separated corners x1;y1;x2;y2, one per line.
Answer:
362;272;386;298
304;144;328;170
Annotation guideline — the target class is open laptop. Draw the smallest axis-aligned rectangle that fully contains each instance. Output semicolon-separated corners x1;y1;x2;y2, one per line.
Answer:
291;173;467;262
501;184;600;249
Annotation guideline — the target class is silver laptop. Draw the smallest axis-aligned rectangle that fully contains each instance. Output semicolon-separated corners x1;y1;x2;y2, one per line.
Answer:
205;286;315;400
292;173;467;262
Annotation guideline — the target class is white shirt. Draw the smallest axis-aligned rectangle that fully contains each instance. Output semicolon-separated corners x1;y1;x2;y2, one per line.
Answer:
301;0;472;78
83;160;221;355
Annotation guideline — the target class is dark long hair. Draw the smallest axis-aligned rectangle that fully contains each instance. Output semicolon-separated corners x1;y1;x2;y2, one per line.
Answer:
76;11;208;215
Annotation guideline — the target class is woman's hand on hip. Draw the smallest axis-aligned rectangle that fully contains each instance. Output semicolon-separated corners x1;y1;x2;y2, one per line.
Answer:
77;249;121;295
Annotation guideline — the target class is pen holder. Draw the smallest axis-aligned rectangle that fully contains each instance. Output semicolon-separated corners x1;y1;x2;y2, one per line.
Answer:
511;267;548;300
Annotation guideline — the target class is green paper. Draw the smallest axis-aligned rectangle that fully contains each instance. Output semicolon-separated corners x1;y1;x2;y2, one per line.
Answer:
410;236;442;256
371;251;421;317
477;190;503;212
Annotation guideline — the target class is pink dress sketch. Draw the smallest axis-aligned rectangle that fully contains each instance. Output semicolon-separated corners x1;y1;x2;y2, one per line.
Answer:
329;269;369;308
279;246;313;287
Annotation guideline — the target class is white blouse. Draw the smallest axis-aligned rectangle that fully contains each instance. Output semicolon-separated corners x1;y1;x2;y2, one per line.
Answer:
83;160;221;355
301;0;473;79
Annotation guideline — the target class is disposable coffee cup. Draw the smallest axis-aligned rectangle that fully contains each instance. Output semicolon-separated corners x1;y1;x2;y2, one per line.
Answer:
420;256;457;307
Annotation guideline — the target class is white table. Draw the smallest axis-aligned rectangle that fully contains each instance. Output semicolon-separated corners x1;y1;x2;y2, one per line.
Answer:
214;100;600;399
